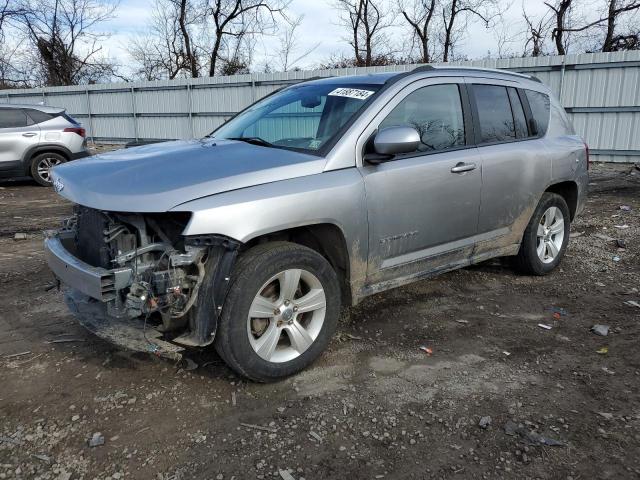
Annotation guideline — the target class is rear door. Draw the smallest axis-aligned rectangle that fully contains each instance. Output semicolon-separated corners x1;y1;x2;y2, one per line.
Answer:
0;108;41;171
465;79;551;255
357;78;482;286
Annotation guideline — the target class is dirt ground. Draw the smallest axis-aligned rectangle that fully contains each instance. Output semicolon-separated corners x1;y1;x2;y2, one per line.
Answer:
1;163;639;480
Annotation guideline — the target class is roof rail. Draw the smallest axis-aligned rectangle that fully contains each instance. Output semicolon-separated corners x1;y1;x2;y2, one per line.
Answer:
406;64;541;83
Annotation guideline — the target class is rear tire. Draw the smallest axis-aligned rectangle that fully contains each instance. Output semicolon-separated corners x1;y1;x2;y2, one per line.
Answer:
30;152;66;186
514;192;571;275
215;242;341;382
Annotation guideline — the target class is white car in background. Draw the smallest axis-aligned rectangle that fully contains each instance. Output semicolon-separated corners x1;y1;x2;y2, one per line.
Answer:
0;104;89;186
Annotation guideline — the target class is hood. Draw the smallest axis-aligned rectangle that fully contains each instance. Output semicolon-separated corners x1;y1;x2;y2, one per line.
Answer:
51;139;326;212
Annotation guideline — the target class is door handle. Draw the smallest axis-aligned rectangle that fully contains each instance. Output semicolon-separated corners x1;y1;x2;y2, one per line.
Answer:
451;162;476;173
22;132;37;137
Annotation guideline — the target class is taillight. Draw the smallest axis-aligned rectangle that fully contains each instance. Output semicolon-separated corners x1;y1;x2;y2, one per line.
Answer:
584;141;590;170
64;127;86;138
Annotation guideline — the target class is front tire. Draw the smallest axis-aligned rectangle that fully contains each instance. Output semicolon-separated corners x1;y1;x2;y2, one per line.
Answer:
215;242;341;382
515;192;571;275
30;152;66;186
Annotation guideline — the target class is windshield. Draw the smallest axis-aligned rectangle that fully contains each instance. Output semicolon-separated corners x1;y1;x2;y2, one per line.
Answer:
211;82;382;154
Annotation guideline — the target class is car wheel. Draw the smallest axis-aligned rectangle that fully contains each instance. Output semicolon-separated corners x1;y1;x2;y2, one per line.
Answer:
215;242;341;382
515;192;571;275
30;152;66;186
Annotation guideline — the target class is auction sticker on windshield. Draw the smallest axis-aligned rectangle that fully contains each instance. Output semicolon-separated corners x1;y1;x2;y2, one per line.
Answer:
328;88;375;100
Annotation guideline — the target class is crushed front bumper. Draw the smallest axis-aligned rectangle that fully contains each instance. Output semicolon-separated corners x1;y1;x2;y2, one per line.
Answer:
44;231;184;359
44;230;133;302
64;288;184;360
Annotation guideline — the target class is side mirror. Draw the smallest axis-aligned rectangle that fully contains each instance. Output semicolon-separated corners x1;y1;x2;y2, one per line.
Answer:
373;126;421;157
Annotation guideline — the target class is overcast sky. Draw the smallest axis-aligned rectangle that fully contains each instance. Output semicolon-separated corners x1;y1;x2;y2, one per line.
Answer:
100;0;553;74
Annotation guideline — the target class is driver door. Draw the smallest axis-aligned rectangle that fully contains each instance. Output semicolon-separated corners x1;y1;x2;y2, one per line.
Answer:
357;79;482;286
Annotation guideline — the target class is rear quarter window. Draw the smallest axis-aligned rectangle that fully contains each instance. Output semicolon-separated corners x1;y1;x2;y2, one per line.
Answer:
25;109;55;124
525;90;551;136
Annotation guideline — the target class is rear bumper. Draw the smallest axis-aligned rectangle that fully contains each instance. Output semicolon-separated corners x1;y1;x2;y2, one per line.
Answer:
44;231;132;302
70;150;90;160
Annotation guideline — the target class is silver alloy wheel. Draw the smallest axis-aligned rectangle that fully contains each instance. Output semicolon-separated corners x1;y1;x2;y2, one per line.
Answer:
536;206;565;264
247;268;327;363
36;156;64;184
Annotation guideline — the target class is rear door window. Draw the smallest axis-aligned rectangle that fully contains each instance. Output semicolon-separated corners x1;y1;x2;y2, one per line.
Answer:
525;90;551;136
379;84;465;153
472;85;516;143
0;108;28;129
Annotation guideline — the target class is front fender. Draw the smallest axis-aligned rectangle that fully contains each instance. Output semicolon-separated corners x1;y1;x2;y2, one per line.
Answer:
172;169;368;294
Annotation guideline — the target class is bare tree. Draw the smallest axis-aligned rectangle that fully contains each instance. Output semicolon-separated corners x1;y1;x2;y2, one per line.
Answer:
522;8;552;57
128;0;201;80
399;0;438;63
546;0;640;54
273;14;320;71
335;0;395;66
545;0;574;55
440;0;499;61
0;0;27;86
18;0;118;85
601;0;640;50
177;0;199;77
204;0;288;77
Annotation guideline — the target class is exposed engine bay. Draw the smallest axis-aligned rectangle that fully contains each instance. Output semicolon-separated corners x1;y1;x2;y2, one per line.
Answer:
50;206;239;351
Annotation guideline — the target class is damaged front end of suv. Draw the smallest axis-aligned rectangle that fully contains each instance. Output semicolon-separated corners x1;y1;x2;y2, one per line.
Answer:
46;205;239;359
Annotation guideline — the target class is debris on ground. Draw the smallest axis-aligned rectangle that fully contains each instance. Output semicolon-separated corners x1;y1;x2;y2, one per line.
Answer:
419;346;433;356
88;432;105;447
478;416;492;429
3;351;31;359
240;423;278;433
45;338;85;344
619;205;631;211
538;324;552;330
614;224;629;229
612;256;621;262
31;453;51;463
337;332;363;342
625;300;640;308
591;325;609;336
597;412;614;420
456;319;469;324
279;469;296;480
502;351;511;356
596;347;609;355
616;239;626;248
550;307;568;317
309;431;323;443
0;436;23;445
182;357;198;371
13;232;28;240
504;420;565;446
594;233;615;242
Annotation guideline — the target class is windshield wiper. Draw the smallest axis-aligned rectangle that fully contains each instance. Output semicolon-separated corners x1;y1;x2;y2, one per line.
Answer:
226;136;274;148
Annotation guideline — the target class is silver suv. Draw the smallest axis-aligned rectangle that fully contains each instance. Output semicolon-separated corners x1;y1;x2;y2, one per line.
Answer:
44;66;588;381
0;104;89;186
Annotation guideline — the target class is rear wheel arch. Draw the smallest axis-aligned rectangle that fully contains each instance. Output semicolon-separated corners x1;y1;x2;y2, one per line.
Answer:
545;181;578;220
243;223;352;306
22;144;71;175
